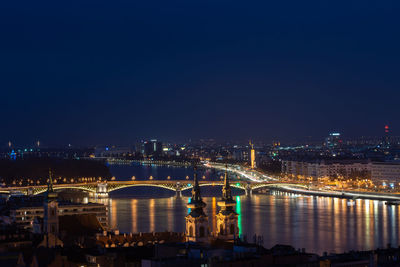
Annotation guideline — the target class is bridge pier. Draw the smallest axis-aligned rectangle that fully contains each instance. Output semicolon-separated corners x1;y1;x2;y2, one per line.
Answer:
245;184;252;196
95;192;109;198
27;187;34;196
175;189;182;198
96;183;109;198
175;183;183;198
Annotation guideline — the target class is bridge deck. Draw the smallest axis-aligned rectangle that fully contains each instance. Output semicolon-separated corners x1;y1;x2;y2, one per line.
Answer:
1;180;307;195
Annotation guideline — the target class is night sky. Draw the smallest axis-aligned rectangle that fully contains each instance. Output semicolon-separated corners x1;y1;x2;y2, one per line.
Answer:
1;1;400;146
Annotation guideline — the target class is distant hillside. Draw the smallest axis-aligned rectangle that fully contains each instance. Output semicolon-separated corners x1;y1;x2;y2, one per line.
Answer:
0;158;112;186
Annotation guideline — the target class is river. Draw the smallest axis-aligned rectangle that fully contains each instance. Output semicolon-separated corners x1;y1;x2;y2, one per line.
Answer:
105;163;400;254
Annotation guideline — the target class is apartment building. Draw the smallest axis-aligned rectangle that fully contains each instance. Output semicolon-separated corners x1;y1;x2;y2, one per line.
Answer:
281;160;370;180
370;162;400;186
8;199;108;230
282;159;400;185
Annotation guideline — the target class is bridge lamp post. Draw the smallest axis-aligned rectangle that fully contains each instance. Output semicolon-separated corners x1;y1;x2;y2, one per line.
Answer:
149;176;153;180
131;176;136;180
186;176;189;180
167;176;171;180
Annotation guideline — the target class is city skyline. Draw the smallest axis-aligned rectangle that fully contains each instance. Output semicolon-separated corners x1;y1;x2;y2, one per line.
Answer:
3;1;400;265
0;129;397;148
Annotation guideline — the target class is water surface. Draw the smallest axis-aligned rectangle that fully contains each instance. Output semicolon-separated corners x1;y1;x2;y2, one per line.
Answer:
106;164;400;254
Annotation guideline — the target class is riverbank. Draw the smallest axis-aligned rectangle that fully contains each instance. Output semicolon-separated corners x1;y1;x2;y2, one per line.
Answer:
271;185;400;202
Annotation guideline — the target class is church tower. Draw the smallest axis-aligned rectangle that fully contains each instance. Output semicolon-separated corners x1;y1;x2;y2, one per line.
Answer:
43;169;59;246
216;166;239;240
185;166;209;243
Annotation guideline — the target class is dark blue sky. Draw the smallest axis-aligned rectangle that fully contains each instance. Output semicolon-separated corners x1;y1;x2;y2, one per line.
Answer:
1;1;399;146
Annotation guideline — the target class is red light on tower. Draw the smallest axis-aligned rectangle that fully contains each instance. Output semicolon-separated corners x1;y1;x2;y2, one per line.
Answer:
385;125;389;134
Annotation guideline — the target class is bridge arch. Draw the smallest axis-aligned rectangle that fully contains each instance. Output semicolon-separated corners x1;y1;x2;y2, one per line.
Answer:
6;181;309;196
251;183;309;191
107;184;177;193
33;186;97;195
180;183;246;191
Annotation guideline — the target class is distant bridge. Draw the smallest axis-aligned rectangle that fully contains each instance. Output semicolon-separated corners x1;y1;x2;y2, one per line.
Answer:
91;158;192;167
0;180;308;197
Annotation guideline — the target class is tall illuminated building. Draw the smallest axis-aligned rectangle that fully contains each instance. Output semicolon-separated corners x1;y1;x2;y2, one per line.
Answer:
249;141;256;169
185;167;209;243
325;133;341;148
142;139;163;158
384;125;390;145
216;167;238;240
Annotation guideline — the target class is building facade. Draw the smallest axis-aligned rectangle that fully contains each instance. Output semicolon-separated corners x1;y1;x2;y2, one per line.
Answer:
216;168;238;240
185;168;209;243
282;159;400;186
43;173;59;236
281;160;370;180
370;162;400;186
9;201;108;230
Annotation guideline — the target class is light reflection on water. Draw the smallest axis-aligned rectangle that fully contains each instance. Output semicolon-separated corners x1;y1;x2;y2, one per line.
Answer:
107;192;400;254
105;164;400;254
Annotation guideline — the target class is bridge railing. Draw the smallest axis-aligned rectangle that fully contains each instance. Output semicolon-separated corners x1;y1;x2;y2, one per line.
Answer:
0;180;307;196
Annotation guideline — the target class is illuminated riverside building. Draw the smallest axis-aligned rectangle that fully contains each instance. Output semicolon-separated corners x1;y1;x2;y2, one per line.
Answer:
281;159;370;181
216;168;238;240
9;198;108;230
370;162;400;186
185;167;209;243
6;196;108;229
282;159;400;186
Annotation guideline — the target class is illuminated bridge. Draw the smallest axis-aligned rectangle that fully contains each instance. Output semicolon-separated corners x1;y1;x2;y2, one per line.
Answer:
0;180;308;197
